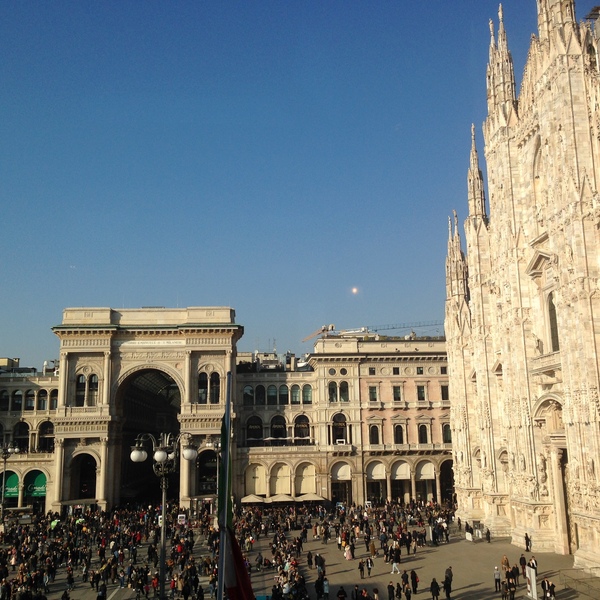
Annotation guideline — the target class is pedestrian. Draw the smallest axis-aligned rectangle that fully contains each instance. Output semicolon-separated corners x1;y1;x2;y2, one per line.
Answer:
519;554;527;577
395;583;402;599
307;551;313;569
494;567;501;591
501;555;510;574
525;533;531;552
507;577;516;600
337;586;348;600
387;582;394;600
358;560;365;579
323;577;330;600
429;577;440;600
352;585;360;600
366;557;374;577
410;570;418;594
485;528;491;543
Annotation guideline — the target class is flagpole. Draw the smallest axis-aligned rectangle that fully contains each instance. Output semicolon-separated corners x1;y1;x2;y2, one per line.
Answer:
217;371;232;600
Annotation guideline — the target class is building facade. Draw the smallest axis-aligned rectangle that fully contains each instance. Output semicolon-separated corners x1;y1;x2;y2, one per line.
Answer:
0;307;452;515
445;1;600;569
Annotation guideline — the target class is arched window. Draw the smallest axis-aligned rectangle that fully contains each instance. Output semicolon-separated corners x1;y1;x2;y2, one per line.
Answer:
25;390;35;411
291;385;301;405
39;421;54;452
418;424;429;444
243;386;254;406
294;415;310;445
198;373;208;404
302;385;312;404
328;382;338;402
548;292;560;352
13;422;29;452
246;416;263;447
0;391;9;412
12;390;22;412
340;381;349;402
88;375;99;406
75;375;86;407
267;385;277;406
37;390;48;411
270;416;287;445
394;424;404;444
50;389;58;410
332;414;347;444
369;425;379;445
210;373;220;404
442;424;452;443
278;385;289;405
255;385;266;405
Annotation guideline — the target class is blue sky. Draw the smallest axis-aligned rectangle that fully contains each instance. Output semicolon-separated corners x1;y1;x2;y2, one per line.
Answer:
1;1;597;368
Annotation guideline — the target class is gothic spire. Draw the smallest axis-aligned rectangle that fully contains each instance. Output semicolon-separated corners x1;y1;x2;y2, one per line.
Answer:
486;4;517;116
537;0;576;42
467;124;487;221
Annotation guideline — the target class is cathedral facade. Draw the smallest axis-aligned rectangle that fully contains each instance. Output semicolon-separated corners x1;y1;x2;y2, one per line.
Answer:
445;1;600;568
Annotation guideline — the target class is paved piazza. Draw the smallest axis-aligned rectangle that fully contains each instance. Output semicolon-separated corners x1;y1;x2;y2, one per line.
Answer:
41;523;587;600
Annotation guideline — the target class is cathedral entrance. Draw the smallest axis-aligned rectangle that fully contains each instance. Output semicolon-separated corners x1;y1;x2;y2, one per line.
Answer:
116;368;182;504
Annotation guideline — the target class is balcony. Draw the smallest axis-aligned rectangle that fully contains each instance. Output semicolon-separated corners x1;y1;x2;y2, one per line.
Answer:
530;350;562;384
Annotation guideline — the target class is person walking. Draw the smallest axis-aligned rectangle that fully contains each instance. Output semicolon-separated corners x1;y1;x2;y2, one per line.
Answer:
525;533;531;552
494;567;501;592
358;560;365;579
387;581;394;600
410;570;418;594
429;578;440;600
366;557;374;577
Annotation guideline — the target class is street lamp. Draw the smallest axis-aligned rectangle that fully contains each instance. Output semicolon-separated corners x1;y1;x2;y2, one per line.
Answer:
130;433;198;600
1;442;18;525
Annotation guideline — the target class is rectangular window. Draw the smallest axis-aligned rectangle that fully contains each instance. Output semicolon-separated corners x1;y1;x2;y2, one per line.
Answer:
393;367;400;375
441;385;449;401
369;386;378;401
417;385;426;401
416;366;424;375
393;386;402;402
441;366;447;375
369;367;376;376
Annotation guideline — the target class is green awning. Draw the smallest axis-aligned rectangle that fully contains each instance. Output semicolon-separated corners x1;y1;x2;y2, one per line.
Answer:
24;471;46;497
4;472;18;498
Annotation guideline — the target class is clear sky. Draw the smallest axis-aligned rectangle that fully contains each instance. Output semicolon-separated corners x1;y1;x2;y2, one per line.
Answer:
1;1;597;369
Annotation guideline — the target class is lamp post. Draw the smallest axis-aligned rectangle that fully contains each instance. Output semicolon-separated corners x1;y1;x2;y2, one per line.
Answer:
130;433;197;600
1;442;18;525
206;440;221;525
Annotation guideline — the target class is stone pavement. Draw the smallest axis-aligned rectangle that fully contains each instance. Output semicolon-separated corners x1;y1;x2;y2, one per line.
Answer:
44;527;588;600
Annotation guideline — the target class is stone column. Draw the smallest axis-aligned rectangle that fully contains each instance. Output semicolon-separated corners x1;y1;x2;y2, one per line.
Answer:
179;451;191;508
58;353;68;408
97;438;108;508
102;352;111;406
551;448;570;554
386;472;392;502
435;469;442;503
18;483;24;509
54;439;65;506
183;351;192;405
411;471;417;501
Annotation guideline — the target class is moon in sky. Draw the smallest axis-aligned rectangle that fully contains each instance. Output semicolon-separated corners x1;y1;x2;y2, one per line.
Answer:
351;287;359;295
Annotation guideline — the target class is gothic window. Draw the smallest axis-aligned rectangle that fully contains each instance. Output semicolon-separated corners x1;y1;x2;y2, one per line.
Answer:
294;415;310;444
75;375;86;407
270;415;287;444
198;373;208;404
442;423;452;443
37;390;48;411
255;385;266;405
340;381;349;402
267;385;277;406
278;385;289;405
50;390;58;410
13;422;29;452
369;425;379;445
291;385;301;405
24;390;35;411
548;292;560;352
332;413;347;444
88;375;98;406
246;416;263;447
243;386;254;406
38;421;54;452
418;424;429;444
394;424;404;444
0;391;8;412
328;382;338;402
302;385;312;404
209;373;220;404
12;390;22;412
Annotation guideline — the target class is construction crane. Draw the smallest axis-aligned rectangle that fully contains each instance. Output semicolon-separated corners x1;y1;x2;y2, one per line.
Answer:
367;320;444;333
302;324;336;343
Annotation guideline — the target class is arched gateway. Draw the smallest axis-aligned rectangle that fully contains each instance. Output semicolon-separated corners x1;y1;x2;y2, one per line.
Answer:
51;307;243;511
